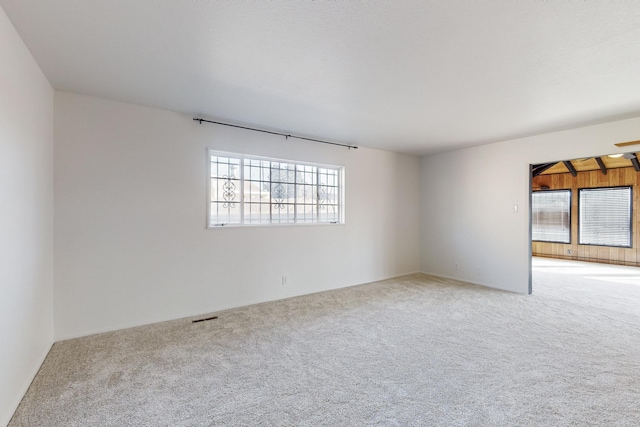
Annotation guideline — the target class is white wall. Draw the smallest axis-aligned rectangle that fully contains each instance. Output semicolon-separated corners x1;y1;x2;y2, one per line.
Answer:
0;6;54;426
54;92;421;340
420;116;640;293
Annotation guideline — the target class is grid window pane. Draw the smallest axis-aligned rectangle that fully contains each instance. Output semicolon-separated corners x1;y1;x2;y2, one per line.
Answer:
579;187;632;247
532;190;571;243
209;150;343;227
210;155;242;225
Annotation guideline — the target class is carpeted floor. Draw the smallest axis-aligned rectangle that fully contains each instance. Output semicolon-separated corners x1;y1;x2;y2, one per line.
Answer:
9;258;640;426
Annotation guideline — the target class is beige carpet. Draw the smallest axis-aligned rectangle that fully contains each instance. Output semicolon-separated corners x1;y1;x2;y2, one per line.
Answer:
9;258;640;426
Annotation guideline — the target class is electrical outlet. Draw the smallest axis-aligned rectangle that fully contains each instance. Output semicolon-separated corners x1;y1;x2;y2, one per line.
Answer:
281;275;287;285
455;263;459;271
567;249;572;255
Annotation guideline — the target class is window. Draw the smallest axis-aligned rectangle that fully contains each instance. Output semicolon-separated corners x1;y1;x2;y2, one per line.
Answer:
532;190;571;243
208;150;344;227
579;187;632;247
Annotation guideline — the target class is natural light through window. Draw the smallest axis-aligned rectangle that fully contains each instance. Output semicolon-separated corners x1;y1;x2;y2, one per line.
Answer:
579;186;632;247
208;150;344;227
532;190;571;243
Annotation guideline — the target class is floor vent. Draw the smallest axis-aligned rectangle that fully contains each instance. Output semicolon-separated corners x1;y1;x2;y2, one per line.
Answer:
192;316;218;323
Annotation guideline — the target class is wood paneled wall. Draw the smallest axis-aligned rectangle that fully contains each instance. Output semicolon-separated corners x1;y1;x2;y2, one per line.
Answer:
532;167;640;266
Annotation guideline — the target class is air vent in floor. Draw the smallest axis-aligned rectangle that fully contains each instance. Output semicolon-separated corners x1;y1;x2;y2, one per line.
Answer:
192;316;218;323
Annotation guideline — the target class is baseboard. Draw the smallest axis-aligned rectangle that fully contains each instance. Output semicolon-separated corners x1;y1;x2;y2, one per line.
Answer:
55;270;426;342
419;270;524;294
533;253;640;267
2;341;53;427
377;271;424;281
419;270;476;285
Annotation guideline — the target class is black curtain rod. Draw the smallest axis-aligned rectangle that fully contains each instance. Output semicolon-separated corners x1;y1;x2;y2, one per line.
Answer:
193;118;358;150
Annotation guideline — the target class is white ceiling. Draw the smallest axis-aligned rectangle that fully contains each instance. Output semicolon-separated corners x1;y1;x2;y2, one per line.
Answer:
3;1;640;155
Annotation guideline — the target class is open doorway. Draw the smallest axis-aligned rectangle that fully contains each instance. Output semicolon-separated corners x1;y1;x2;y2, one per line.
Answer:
529;151;640;293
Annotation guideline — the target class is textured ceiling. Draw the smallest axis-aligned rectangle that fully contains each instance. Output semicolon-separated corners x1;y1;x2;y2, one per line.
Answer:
2;1;640;154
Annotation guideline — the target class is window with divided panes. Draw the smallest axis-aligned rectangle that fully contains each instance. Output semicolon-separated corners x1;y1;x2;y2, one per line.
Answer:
208;151;343;227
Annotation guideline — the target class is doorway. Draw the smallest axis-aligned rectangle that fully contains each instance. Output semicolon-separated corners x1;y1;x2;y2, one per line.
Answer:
529;151;639;293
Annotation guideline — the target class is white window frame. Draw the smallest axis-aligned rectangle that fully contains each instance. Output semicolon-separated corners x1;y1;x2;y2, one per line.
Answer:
207;149;345;228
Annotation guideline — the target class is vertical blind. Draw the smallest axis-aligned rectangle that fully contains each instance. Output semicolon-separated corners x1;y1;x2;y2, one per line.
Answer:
532;190;571;243
579;187;632;247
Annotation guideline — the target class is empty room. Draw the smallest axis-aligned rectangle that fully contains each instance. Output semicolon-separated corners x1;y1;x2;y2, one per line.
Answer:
2;1;640;425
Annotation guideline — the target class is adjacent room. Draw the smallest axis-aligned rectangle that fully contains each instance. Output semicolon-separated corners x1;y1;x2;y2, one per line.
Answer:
532;153;640;267
2;1;640;425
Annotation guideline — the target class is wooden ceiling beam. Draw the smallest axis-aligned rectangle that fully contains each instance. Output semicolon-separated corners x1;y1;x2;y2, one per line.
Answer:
595;157;607;175
614;139;640;148
531;162;557;177
563;160;578;177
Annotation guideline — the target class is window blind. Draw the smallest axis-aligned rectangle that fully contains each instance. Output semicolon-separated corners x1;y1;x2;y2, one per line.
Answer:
532;190;571;243
579;187;632;247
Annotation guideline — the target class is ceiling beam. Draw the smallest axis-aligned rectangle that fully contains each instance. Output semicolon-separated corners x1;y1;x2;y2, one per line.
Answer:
615;139;640;148
563;160;578;177
595;157;607;175
531;162;557;177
